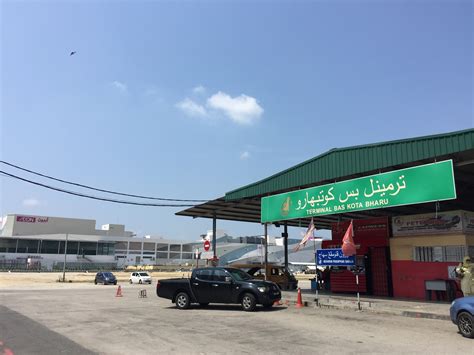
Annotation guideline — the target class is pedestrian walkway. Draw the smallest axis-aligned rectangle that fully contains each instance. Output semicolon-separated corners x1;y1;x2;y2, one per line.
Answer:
281;280;451;321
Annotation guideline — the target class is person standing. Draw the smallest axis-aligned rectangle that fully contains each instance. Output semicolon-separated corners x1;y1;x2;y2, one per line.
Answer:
456;256;473;296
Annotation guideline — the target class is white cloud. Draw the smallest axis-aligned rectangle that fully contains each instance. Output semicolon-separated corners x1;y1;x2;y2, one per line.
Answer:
22;198;40;207
112;81;128;93
176;98;207;117
240;151;250;160
207;91;263;125
192;85;206;95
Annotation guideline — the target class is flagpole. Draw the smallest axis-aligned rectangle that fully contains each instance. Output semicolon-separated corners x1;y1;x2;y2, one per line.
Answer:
352;220;361;311
313;236;319;305
356;274;361;311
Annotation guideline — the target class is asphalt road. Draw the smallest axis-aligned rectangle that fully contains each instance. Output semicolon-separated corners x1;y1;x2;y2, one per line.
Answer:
0;284;472;354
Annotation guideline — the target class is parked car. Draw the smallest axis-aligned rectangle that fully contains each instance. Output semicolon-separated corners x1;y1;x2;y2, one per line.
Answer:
156;267;281;311
94;272;117;285
230;263;298;290
450;296;474;338
129;272;152;284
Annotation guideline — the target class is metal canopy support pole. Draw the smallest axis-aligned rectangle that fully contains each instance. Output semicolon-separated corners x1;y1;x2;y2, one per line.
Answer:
212;214;217;261
264;223;268;281
283;223;288;271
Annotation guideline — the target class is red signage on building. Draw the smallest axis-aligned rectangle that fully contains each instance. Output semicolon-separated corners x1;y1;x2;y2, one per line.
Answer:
16;216;36;223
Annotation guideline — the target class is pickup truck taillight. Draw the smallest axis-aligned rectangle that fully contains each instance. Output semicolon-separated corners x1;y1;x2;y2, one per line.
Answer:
156;281;160;289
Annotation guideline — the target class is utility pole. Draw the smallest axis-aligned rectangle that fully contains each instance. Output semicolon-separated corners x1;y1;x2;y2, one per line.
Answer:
62;233;68;282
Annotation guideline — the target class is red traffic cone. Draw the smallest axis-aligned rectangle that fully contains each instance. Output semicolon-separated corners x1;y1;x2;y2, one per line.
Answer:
115;285;123;297
295;287;304;308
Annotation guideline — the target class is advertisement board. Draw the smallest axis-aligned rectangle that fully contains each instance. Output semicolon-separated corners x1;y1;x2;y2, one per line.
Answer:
392;210;472;236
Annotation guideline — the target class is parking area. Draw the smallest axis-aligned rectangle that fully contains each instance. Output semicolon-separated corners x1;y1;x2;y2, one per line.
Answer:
0;282;472;354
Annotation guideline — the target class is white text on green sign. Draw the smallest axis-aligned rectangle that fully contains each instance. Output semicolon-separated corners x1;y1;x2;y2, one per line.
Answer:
260;160;456;223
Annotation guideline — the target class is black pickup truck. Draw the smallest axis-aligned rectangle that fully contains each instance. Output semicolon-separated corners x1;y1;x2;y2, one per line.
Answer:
156;267;281;311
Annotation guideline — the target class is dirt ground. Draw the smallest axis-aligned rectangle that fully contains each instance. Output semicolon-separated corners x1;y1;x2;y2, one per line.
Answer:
0;271;314;286
0;271;189;286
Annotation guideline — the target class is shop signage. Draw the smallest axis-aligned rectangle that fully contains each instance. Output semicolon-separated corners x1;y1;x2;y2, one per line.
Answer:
316;249;355;266
16;216;49;223
462;211;474;234
392;210;474;236
261;160;456;223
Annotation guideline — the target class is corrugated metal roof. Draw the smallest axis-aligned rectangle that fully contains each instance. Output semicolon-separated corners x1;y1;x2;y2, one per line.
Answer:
225;128;474;201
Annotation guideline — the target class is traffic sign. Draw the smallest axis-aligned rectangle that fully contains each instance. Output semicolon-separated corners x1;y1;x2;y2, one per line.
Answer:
204;240;210;251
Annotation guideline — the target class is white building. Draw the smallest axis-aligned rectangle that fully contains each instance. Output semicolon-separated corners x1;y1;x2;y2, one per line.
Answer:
0;214;318;271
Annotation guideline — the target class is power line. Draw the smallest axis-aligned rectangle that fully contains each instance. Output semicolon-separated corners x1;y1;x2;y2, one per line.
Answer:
0;170;198;207
0;160;207;202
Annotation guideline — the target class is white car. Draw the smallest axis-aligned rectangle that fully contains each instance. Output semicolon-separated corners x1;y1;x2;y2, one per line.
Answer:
129;272;152;284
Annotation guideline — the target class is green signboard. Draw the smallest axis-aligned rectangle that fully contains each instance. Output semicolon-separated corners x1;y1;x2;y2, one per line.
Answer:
261;160;456;223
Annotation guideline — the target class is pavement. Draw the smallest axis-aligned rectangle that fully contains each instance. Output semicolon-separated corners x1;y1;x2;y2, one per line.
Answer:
281;280;452;321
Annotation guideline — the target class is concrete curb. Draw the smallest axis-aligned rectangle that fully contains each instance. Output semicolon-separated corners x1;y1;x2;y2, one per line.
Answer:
280;296;450;321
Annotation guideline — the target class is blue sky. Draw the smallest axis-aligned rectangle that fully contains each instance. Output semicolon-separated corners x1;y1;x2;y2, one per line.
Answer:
1;0;472;240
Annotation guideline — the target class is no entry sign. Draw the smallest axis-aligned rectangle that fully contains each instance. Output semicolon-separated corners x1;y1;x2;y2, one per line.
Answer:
203;240;210;252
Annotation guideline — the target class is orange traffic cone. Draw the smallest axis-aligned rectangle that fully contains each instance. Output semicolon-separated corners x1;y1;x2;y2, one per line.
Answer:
295;287;304;308
115;285;123;297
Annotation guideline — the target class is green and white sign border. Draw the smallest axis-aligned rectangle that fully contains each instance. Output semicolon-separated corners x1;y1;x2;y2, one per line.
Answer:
261;160;457;223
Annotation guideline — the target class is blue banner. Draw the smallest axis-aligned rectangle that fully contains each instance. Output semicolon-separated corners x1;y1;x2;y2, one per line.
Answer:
316;248;355;266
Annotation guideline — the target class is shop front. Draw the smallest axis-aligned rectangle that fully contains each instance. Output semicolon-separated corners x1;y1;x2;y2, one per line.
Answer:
322;217;392;297
389;210;474;300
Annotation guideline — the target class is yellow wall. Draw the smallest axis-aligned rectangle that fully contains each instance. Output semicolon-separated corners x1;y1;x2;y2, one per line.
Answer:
390;234;467;261
466;234;474;247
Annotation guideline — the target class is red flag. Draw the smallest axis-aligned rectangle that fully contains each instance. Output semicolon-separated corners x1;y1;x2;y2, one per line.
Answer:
293;218;315;252
341;220;356;256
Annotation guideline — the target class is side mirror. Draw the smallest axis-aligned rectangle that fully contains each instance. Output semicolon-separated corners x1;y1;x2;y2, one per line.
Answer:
225;276;232;283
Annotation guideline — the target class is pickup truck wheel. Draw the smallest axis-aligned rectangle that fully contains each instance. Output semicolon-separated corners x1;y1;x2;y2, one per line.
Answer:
241;293;257;312
457;311;474;338
175;292;190;310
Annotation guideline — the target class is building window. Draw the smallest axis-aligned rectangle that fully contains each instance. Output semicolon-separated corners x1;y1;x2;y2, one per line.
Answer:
156;252;168;259
413;246;466;262
0;239;18;253
129;242;142;251
98;243;115;255
16;239;39;253
169;252;180;259
181;253;193;260
78;242;97;256
143;243;155;251
170;244;181;252
41;241;60;254
59;241;79;255
156;244;169;252
182;244;193;252
115;242;128;251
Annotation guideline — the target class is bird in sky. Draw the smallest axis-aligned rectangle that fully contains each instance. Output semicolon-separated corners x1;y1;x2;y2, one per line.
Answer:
70;51;76;56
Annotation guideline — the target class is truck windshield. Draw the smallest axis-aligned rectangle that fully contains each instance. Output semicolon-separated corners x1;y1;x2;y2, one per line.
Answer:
227;268;252;281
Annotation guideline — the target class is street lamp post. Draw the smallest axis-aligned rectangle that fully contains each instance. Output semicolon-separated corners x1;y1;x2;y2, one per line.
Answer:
62;233;68;282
